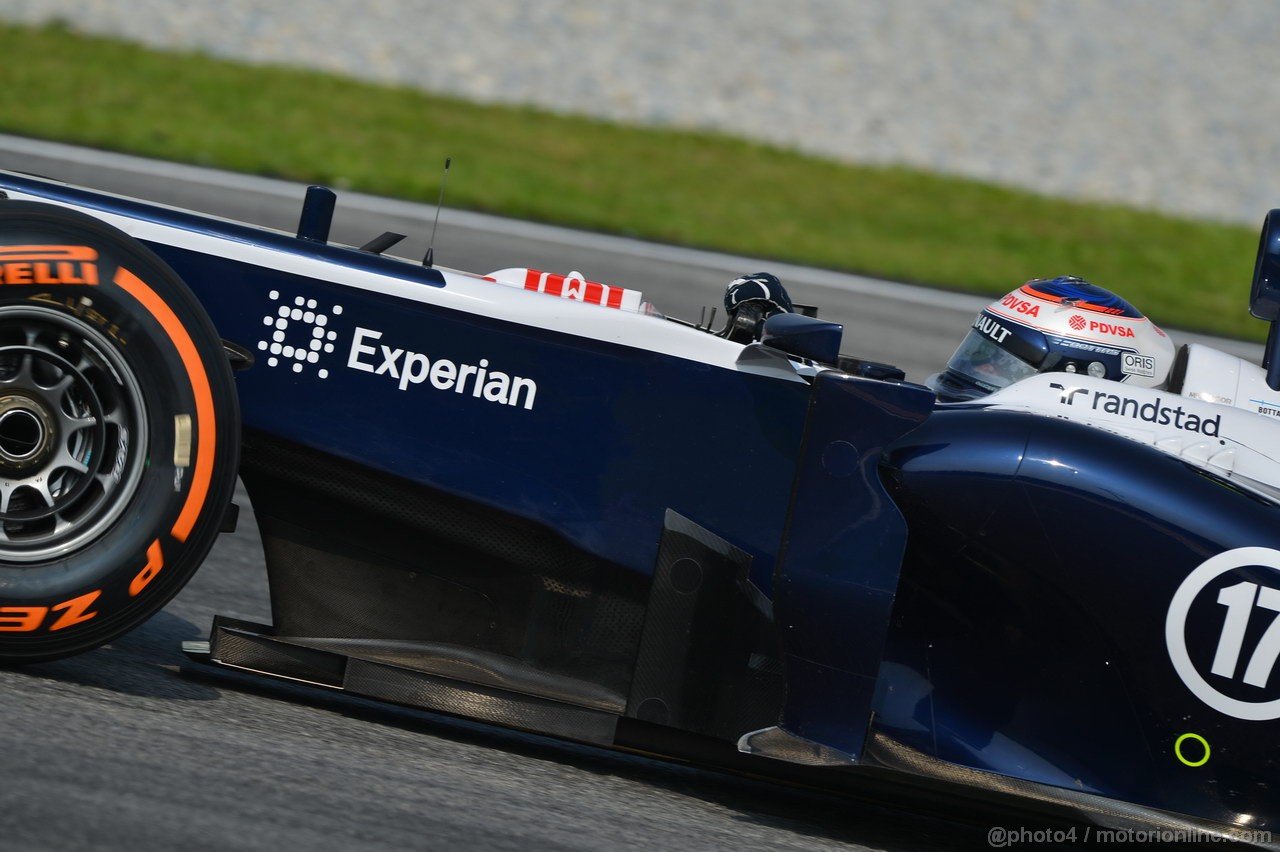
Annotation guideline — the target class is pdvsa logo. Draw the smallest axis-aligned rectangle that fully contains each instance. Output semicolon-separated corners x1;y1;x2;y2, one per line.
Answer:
1000;294;1040;317
1088;319;1135;338
1068;314;1086;331
1166;548;1280;720
256;290;343;378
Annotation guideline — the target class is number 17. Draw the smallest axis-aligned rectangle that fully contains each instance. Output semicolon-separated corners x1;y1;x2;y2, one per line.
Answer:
1212;582;1280;688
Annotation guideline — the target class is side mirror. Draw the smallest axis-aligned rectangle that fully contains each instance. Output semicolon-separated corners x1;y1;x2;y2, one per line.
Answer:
761;312;843;365
297;185;336;244
1251;209;1280;321
1250;208;1280;389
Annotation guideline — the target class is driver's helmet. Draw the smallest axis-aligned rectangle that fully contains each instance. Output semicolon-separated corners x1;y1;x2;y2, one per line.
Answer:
721;272;794;343
928;276;1176;402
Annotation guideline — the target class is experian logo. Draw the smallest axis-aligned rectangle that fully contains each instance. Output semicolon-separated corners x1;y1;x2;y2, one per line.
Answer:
347;326;538;410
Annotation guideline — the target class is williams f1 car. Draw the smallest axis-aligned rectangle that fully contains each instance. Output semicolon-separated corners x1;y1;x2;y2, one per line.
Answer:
0;168;1277;844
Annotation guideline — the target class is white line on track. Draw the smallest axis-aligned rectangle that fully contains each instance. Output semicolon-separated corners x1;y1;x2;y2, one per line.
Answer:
0;133;989;311
0;133;1261;361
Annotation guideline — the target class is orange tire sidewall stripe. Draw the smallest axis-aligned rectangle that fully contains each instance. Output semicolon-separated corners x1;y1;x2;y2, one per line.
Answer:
112;267;215;543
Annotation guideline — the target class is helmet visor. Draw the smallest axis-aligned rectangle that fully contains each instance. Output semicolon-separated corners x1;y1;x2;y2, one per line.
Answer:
945;330;1040;393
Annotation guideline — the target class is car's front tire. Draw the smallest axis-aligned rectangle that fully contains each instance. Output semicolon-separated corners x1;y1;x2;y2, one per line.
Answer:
0;201;239;663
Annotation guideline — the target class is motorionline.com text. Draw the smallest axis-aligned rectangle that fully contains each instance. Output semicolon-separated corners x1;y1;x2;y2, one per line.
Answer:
987;825;1271;846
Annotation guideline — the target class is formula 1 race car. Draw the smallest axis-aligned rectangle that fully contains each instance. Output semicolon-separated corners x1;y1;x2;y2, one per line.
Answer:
0;168;1277;845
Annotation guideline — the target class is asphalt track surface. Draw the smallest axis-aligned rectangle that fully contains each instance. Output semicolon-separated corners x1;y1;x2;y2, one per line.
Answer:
0;136;1258;851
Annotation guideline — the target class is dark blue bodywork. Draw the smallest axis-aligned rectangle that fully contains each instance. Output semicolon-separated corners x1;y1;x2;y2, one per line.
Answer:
882;410;1280;827
2;169;1275;835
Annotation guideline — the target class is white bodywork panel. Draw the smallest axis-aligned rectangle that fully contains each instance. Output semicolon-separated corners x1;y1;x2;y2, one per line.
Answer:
979;344;1280;501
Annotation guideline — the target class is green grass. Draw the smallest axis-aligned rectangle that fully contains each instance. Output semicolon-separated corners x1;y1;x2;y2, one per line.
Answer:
0;21;1263;339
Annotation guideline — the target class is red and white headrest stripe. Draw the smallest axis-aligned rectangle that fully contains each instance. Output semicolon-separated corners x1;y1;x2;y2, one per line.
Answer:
486;268;643;311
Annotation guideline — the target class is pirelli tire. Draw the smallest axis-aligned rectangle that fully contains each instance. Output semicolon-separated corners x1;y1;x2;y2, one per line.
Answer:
0;201;239;663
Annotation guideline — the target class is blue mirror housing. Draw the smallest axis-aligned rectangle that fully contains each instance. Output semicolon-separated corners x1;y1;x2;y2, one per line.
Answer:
1250;208;1280;389
1251;208;1280;321
297;185;336;243
761;312;843;365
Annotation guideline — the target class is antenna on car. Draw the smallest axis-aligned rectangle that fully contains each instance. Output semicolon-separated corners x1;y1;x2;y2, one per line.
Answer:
423;158;451;268
697;306;719;332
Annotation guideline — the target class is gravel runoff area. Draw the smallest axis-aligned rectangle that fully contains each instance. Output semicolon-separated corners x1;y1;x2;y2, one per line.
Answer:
1;0;1278;225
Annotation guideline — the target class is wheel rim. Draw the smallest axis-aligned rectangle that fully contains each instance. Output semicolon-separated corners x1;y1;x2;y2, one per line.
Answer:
0;305;149;562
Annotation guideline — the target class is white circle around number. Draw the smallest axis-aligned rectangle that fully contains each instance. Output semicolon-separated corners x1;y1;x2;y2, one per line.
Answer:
1165;547;1280;720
